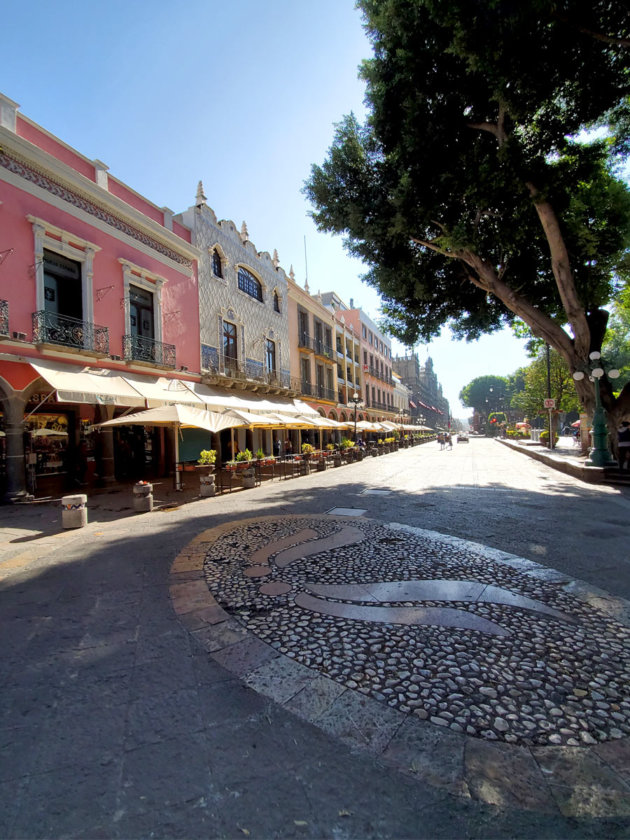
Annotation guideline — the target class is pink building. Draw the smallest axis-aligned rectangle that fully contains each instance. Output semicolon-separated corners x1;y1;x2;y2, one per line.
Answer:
0;93;200;499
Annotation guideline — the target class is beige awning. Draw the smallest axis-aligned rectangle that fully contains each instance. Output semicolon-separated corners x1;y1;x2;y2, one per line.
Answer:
30;359;146;407
266;412;322;428
98;404;246;433
29;359;322;416
121;372;204;407
182;383;318;415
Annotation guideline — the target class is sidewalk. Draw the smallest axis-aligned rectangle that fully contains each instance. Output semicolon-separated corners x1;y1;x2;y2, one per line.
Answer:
1;441;630;838
498;435;626;485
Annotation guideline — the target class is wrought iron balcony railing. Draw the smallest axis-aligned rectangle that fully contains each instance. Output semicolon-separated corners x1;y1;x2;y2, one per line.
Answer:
244;363;292;389
123;333;176;367
202;350;292;389
314;384;336;402
313;338;333;359
298;332;333;359
33;310;109;354
0;300;8;336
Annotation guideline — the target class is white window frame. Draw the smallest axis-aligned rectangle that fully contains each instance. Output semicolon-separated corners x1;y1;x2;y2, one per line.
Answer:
119;259;166;344
28;215;100;324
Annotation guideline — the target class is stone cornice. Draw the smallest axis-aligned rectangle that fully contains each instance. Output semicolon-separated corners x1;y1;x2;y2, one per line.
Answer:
0;128;198;266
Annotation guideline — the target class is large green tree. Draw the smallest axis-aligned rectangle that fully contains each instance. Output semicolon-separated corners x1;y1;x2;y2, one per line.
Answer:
510;350;582;421
305;0;630;429
459;375;509;415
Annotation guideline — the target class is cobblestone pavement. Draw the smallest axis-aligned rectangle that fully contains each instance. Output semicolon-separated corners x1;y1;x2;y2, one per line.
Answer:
2;438;630;838
171;513;630;818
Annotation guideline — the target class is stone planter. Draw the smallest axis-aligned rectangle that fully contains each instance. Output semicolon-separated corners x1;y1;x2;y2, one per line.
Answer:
62;493;88;528
316;459;326;471
242;468;256;489
200;474;216;497
333;454;342;467
132;483;152;513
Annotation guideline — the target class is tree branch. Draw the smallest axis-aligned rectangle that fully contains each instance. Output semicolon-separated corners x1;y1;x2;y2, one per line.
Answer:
553;12;630;48
526;182;592;357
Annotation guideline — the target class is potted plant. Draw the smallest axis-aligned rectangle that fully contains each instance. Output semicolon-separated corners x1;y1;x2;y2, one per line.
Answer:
301;442;316;459
197;449;217;473
235;448;256;487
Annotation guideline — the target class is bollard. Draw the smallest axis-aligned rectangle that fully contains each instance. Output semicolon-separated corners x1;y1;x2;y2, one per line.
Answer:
200;474;216;497
133;481;153;513
61;494;88;529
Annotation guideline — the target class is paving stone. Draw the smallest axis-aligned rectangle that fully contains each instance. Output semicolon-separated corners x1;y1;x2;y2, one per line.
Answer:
465;739;559;813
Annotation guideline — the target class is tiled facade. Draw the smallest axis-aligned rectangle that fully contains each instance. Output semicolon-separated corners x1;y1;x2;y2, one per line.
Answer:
176;187;292;396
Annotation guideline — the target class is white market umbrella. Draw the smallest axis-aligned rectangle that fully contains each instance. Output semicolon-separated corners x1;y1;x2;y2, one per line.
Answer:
30;428;68;437
98;404;246;490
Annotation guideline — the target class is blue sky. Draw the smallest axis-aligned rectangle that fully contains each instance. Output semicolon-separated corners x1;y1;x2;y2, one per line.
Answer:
2;0;530;417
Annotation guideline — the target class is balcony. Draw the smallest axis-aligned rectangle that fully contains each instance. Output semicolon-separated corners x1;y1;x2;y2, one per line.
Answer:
33;310;109;355
0;300;8;337
243;362;292;390
201;348;294;392
123;333;175;367
298;332;312;351
299;333;333;359
367;365;393;385
313;338;333;359
314;383;336;402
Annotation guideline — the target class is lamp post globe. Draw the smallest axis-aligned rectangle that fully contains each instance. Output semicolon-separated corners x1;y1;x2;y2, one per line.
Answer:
573;356;619;468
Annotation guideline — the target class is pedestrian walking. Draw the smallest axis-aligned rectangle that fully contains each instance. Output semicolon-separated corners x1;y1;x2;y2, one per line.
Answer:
618;421;630;470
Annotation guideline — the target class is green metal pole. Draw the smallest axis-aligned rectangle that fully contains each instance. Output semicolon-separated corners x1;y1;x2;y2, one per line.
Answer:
585;376;616;467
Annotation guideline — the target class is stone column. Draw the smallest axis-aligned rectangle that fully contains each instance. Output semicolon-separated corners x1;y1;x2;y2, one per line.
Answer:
94;405;116;484
2;392;28;501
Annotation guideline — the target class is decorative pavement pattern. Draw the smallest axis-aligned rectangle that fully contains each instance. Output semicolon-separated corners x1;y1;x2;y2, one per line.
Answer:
170;515;630;817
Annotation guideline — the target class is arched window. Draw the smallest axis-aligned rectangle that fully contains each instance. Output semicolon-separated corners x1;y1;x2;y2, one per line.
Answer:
238;266;263;302
273;291;280;313
211;248;223;278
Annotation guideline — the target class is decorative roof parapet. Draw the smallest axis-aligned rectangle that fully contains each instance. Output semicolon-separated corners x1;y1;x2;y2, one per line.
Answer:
0;148;193;268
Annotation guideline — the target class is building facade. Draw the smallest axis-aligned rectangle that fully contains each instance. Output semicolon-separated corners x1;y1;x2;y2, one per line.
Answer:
0;93;200;499
287;274;337;412
176;186;292;395
392;352;450;430
318;292;396;422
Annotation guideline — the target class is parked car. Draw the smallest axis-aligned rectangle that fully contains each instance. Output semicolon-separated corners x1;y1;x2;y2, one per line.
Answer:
457;432;469;442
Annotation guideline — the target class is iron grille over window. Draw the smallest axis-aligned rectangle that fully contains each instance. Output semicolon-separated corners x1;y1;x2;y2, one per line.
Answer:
238;267;262;301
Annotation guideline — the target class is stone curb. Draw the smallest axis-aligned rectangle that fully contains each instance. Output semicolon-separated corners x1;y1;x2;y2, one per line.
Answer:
497;438;608;484
169;514;630;819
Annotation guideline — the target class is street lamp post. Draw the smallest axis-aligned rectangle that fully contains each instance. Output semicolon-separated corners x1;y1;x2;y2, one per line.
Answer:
572;352;619;467
349;392;363;441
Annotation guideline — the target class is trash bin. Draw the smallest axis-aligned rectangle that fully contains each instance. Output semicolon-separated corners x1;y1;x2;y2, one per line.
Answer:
61;494;88;529
133;481;153;512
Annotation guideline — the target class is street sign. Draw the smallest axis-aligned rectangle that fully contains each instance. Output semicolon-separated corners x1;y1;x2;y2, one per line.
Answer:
543;398;556;409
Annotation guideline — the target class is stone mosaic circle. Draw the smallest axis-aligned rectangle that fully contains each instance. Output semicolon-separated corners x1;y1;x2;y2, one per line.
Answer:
203;516;630;748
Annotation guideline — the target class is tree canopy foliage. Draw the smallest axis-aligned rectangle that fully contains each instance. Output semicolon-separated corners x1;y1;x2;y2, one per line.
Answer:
305;0;630;422
459;375;509;415
510;350;582;419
